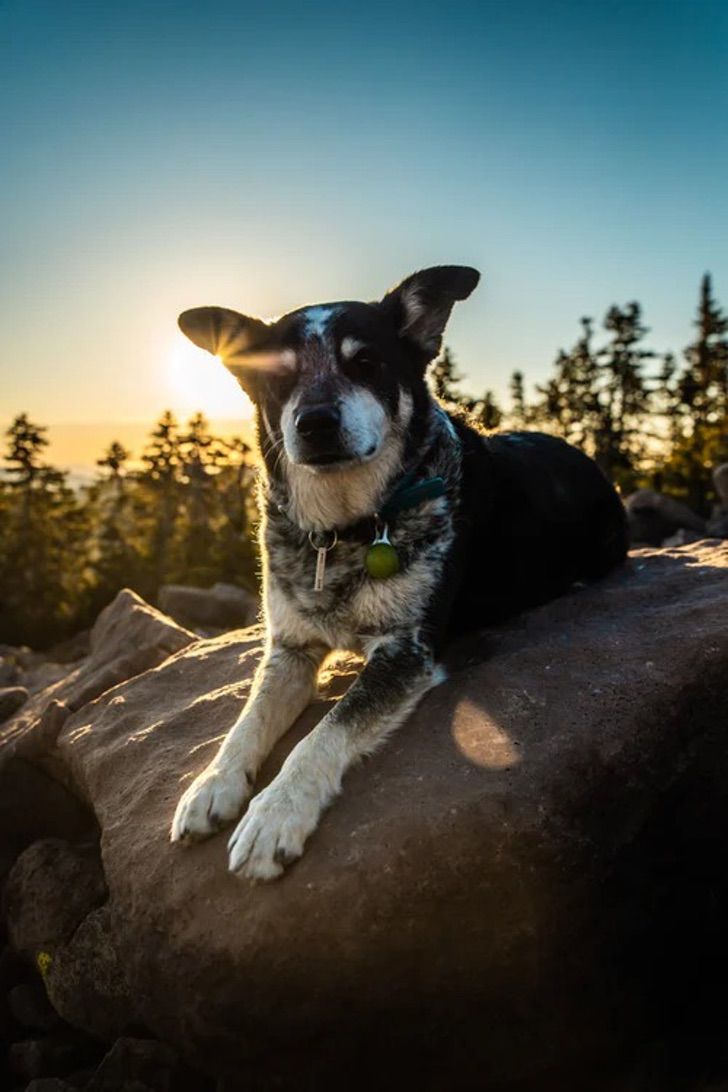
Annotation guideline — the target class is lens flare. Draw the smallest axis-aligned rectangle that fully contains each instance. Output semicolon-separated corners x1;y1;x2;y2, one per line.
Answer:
165;332;254;419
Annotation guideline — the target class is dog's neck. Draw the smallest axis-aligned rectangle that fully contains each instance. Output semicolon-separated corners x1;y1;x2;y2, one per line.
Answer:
261;397;450;534
276;435;406;533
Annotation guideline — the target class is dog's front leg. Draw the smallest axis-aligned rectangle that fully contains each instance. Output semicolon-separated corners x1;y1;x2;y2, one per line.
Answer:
171;641;327;843
227;631;442;880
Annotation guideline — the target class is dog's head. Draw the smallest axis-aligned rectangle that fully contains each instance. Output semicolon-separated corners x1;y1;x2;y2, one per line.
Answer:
178;266;479;476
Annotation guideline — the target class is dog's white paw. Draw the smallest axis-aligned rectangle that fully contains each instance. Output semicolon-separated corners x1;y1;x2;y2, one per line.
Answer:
170;764;251;843
227;779;319;881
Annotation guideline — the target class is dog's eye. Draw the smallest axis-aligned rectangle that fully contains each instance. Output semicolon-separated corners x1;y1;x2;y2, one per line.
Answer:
352;351;378;368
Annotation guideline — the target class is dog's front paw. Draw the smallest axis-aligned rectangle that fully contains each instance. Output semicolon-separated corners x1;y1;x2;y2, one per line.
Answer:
170;764;251;844
227;779;319;881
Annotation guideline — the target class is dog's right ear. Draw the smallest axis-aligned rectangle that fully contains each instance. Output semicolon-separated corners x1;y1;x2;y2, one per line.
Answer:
178;307;289;397
178;306;268;364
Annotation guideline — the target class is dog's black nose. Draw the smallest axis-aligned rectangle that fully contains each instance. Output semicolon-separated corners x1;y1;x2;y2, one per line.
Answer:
295;404;341;438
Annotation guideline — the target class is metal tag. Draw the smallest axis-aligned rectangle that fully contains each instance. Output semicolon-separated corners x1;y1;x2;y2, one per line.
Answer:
314;546;328;591
308;529;338;592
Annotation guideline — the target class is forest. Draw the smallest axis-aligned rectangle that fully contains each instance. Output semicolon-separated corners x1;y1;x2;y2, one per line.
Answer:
1;274;726;650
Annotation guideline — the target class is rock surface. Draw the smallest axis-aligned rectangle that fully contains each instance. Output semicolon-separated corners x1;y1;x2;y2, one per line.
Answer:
8;979;61;1031
1;545;728;1089
708;463;728;538
0;687;29;725
4;839;107;956
24;1080;77;1091
1;589;195;760
625;488;706;545
0;591;196;891
157;582;258;633
84;1037;178;1092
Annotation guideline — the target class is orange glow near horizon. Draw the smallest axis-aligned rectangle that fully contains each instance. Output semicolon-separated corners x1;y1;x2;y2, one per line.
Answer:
164;332;254;421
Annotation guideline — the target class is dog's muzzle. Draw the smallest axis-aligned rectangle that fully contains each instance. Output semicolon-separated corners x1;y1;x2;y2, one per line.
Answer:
293;403;351;466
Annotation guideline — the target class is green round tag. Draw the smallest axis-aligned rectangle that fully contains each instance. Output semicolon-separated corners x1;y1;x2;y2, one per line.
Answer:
365;542;400;579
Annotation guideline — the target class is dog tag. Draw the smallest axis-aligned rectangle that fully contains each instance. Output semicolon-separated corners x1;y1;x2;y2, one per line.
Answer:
308;530;338;592
365;522;400;580
314;546;328;591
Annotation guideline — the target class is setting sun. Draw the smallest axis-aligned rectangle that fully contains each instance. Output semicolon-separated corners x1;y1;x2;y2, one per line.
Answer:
164;332;254;420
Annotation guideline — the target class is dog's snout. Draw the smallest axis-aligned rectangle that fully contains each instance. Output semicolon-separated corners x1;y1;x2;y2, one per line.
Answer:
294;404;341;438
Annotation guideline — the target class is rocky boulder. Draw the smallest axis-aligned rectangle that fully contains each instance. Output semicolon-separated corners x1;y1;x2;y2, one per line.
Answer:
0;590;196;885
0;687;28;725
2;544;728;1090
625;488;706;546
157;582;258;633
708;463;728;539
0;655;21;688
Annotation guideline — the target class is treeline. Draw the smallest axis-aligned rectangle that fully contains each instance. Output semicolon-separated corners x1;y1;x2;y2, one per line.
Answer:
0;412;258;648
432;273;728;508
1;274;726;650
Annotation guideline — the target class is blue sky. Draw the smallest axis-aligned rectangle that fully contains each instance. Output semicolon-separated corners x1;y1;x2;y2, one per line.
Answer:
1;0;727;428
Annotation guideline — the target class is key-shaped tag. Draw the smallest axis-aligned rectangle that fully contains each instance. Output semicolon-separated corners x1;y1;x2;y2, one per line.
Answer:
308;530;338;592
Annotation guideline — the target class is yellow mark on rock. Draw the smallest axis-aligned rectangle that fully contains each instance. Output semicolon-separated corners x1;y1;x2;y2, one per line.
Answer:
36;950;53;977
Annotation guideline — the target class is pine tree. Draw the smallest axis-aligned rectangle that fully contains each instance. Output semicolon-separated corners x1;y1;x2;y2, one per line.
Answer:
141;411;181;485
428;348;469;405
0;416;90;647
471;391;503;431
508;371;529;429
428;348;503;431
138;411;183;590
4;413;50;487
666;275;728;510
97;440;131;488
177;413;227;583
534;317;601;450
88;441;139;612
593;303;654;488
679;274;728;430
531;307;655;490
212;436;259;590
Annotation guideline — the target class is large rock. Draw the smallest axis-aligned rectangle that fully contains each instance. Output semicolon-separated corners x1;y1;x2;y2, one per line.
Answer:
2;545;728;1090
0;655;21;687
3;839;107;956
0;686;28;724
84;1037;178;1092
1;589;196;759
625;488;705;546
157;582;258;633
0;590;197;883
708;463;728;538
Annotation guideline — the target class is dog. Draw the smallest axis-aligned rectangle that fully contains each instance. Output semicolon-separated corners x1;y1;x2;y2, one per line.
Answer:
170;265;628;880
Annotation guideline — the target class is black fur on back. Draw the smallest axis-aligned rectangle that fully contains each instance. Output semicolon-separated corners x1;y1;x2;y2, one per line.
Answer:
442;423;629;639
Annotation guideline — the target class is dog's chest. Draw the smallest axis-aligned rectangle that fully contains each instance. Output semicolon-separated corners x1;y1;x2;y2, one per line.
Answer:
265;506;453;649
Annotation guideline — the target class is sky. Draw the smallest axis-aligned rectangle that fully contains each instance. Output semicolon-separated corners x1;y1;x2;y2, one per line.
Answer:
2;0;728;453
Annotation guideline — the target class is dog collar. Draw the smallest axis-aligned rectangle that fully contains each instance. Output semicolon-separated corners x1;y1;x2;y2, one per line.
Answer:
302;471;447;589
365;471;447;579
378;471;446;521
294;470;446;542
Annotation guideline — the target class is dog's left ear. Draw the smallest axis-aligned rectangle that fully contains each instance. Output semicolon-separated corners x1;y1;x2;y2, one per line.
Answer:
382;266;481;359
